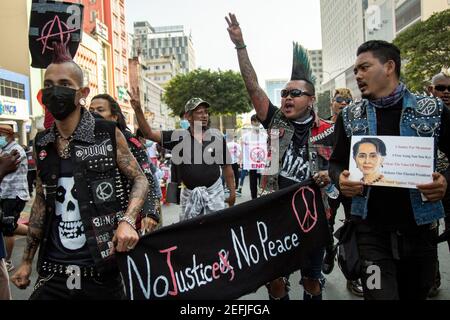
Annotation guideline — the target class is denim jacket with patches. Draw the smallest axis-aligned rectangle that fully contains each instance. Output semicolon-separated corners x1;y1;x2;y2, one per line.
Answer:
342;90;445;225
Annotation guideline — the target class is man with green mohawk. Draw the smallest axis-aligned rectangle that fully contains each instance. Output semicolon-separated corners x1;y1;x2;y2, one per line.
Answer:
226;13;334;300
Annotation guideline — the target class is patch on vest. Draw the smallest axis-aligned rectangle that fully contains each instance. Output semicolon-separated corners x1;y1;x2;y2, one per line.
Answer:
91;212;122;260
75;139;114;161
416;98;438;116
91;178;116;204
39;150;47;161
411;122;440;137
349;104;364;119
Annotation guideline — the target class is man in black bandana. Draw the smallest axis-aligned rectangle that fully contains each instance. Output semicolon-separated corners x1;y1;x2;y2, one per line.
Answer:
330;41;450;300
226;13;333;301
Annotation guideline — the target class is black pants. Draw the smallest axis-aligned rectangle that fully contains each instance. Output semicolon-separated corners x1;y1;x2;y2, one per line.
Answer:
439;184;450;249
0;197;27;236
27;170;37;195
231;163;239;189
328;195;352;228
249;170;261;200
355;222;437;300
30;271;126;300
326;195;352;253
446;214;450;250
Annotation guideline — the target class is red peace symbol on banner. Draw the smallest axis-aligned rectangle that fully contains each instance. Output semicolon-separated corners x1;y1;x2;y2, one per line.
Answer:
291;186;318;233
36;15;80;54
250;147;266;163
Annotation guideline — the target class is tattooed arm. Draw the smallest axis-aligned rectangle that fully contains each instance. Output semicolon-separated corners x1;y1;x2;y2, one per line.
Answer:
11;175;46;289
114;128;148;252
226;13;270;122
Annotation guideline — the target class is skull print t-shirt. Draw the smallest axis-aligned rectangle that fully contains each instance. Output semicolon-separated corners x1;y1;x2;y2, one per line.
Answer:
44;159;94;266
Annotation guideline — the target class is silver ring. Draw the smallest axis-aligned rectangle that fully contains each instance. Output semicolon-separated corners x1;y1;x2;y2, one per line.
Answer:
127;246;134;250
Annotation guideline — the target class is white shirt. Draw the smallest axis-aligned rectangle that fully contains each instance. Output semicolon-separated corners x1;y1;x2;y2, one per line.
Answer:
0;141;30;201
226;141;241;164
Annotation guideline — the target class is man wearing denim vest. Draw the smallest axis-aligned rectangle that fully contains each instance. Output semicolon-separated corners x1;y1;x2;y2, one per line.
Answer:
329;40;450;300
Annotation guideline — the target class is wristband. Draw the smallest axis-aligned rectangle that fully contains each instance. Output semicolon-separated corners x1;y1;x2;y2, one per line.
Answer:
235;44;247;50
118;215;136;230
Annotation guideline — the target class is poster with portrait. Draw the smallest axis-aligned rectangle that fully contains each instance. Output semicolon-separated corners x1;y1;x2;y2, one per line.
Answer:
348;136;434;189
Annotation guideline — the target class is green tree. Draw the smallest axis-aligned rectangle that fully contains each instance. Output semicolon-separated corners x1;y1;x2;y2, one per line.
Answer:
163;69;252;116
316;90;331;119
393;9;450;92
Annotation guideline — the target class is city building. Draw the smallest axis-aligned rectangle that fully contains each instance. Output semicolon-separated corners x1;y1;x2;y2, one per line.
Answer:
143;55;181;87
129;57;176;130
395;0;449;34
66;0;114;96
320;0;369;98
0;0;37;143
365;0;449;41
0;69;31;144
308;50;324;93
74;32;100;101
365;0;396;41
265;79;288;106
321;0;449;98
320;0;368;96
103;0;134;128
133;21;196;74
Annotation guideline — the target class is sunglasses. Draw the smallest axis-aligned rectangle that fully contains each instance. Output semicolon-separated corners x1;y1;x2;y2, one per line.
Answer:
434;85;450;92
334;96;353;104
281;89;312;98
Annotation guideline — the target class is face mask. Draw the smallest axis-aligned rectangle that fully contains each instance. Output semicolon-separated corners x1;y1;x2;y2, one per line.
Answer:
145;140;153;148
180;119;190;130
41;86;79;121
0;136;8;148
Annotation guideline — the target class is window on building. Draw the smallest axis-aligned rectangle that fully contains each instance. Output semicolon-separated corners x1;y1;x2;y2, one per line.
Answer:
90;10;98;23
155;65;160;70
0;79;25;99
90;0;97;4
395;0;421;32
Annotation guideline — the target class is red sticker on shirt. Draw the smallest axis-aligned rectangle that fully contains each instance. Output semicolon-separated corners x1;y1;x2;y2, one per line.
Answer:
39;150;47;161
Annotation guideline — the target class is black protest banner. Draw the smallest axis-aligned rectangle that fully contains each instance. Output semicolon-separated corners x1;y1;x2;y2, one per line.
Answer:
29;0;84;68
117;180;331;300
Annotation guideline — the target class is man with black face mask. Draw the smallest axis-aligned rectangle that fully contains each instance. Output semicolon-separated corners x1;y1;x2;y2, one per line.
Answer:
11;43;149;300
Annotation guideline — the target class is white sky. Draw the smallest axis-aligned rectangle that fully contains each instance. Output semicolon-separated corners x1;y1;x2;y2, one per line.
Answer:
125;0;323;86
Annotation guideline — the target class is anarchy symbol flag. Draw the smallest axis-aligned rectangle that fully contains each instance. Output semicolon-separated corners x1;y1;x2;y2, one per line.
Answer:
29;0;84;68
117;180;332;300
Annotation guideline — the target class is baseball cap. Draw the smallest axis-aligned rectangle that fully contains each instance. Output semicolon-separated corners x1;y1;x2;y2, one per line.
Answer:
185;98;210;113
0;121;16;134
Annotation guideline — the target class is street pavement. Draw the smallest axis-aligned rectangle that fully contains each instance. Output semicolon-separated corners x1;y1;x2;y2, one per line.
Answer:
7;179;450;300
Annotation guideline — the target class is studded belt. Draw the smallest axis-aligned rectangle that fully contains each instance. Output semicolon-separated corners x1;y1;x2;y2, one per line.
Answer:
41;261;101;279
